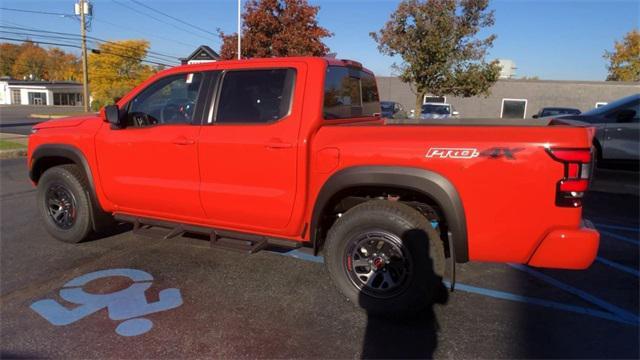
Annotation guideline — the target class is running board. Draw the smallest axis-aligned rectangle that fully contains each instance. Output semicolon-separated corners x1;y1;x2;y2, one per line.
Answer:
116;213;298;254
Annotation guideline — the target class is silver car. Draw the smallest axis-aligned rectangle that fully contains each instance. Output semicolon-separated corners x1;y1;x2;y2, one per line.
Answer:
553;94;639;165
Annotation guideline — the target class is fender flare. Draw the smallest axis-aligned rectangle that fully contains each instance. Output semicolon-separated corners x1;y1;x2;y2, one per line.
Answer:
311;166;469;262
30;144;111;231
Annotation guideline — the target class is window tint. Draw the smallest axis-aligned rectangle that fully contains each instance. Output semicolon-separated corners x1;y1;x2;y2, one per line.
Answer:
323;66;380;119
216;69;295;124
501;99;527;119
128;72;203;127
605;99;639;123
422;104;451;115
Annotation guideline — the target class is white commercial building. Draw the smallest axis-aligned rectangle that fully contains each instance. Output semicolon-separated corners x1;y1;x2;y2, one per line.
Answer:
0;78;84;106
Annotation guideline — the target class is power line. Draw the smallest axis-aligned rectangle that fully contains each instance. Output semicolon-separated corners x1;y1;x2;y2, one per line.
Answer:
112;0;216;43
1;30;180;65
92;18;199;50
0;7;72;17
129;0;217;37
0;37;172;67
0;25;180;61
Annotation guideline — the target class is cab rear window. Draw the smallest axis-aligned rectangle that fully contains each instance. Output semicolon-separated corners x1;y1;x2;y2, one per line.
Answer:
323;66;380;119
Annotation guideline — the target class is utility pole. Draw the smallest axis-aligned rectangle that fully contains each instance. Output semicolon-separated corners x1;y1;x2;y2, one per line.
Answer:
237;0;241;60
79;0;90;111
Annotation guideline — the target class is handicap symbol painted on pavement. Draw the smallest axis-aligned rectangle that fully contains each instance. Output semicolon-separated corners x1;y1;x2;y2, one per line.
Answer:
30;268;183;337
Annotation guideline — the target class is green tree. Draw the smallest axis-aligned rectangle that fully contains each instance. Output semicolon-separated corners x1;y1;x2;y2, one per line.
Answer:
0;43;22;77
89;40;156;110
218;0;332;59
371;0;500;112
604;29;640;81
12;41;48;80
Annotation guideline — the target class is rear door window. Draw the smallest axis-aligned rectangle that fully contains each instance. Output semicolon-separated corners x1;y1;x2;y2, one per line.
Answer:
215;69;296;124
323;66;380;119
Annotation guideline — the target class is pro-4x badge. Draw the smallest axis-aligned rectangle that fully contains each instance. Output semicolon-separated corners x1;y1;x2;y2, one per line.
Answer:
426;148;480;159
426;147;523;160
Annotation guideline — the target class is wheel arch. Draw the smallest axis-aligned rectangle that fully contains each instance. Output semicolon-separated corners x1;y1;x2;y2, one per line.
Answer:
30;144;111;231
311;166;469;263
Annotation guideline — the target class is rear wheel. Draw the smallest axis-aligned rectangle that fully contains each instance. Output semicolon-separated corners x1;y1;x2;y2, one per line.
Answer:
37;165;93;243
324;200;445;315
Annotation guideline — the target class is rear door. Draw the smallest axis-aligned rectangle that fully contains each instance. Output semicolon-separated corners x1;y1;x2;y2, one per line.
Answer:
198;64;305;232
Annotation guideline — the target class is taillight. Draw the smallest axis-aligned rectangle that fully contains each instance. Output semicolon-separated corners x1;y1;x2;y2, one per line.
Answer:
546;148;592;207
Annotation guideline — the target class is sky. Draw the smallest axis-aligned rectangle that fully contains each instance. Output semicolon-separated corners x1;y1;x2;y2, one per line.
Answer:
0;0;638;81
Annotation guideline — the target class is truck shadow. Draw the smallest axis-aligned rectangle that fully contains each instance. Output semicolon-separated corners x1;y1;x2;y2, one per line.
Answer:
359;228;448;359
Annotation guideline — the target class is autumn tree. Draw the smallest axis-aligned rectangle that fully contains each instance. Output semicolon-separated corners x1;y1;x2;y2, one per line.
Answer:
46;48;82;81
0;43;22;77
371;0;500;112
12;41;49;80
218;0;332;60
89;40;156;110
604;29;640;82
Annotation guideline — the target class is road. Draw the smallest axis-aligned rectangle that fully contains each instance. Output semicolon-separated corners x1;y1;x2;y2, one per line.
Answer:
0;105;87;135
1;158;638;358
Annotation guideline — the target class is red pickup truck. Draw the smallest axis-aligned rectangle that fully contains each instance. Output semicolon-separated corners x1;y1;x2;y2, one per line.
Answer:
28;57;599;314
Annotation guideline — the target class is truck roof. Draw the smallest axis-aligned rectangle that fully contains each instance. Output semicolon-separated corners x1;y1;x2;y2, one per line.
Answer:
170;56;375;75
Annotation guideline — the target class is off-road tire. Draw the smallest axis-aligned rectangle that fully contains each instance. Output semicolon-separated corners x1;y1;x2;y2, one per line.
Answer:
37;164;93;243
324;200;446;315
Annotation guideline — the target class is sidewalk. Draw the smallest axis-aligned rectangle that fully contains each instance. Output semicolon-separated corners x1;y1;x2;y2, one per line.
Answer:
0;133;28;159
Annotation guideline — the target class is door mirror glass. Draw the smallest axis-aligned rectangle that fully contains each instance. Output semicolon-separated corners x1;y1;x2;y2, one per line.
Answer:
104;105;123;129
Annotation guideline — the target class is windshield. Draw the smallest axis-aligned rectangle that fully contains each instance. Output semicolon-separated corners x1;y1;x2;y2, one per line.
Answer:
422;104;450;114
380;102;394;111
583;94;640;116
541;108;580;117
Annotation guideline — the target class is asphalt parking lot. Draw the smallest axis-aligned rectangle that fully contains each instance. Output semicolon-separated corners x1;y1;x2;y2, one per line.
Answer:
1;158;638;358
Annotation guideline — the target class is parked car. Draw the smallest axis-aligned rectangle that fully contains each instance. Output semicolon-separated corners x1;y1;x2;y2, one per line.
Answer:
380;101;407;118
420;102;459;119
532;107;581;118
28;57;599;315
551;94;639;166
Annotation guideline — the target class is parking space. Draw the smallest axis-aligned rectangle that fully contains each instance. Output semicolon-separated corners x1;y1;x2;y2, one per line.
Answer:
1;158;638;358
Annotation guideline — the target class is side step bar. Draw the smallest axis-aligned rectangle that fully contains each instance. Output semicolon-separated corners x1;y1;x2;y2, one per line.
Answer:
115;214;299;254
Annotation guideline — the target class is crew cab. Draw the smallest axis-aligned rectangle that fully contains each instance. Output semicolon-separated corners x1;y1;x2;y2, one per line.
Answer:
28;57;599;314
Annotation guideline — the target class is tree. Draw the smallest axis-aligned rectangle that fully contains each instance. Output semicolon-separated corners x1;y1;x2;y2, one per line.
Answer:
0;43;22;77
12;41;48;80
604;30;640;82
371;0;500;112
46;48;81;81
218;0;332;60
89;40;156;110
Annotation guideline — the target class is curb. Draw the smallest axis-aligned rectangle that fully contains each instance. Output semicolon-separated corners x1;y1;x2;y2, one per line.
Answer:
30;114;70;119
0;149;27;159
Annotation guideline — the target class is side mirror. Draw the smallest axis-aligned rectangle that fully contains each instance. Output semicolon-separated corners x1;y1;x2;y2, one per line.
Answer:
104;105;124;129
617;109;636;123
532;114;539;119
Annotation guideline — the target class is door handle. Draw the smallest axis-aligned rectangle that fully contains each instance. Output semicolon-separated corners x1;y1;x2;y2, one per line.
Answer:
172;137;195;145
265;141;292;149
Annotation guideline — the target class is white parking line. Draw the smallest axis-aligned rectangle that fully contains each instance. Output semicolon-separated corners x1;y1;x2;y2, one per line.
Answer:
598;229;640;246
508;263;639;324
596;257;640;277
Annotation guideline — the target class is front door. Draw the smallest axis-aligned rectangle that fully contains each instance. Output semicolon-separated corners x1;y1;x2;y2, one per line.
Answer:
198;65;304;233
95;71;208;220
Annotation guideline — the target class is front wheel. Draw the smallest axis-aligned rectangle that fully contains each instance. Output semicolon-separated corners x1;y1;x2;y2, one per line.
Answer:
324;200;445;315
37;165;93;243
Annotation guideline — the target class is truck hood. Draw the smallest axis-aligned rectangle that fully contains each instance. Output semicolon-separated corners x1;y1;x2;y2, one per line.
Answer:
32;115;97;130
